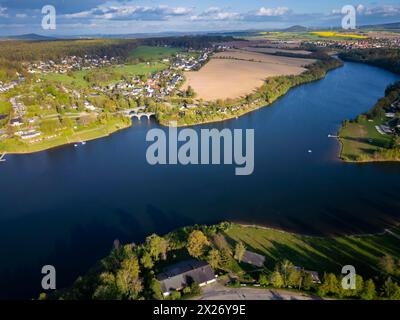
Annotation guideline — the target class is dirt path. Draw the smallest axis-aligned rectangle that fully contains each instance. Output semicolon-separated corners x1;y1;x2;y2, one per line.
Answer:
194;283;322;301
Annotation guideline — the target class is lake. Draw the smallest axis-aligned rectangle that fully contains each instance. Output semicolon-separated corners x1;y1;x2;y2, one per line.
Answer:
1;62;400;298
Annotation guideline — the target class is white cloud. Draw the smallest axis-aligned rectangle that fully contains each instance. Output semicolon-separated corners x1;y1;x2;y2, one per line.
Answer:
0;6;8;18
256;7;290;17
15;13;28;18
64;4;193;21
190;7;241;21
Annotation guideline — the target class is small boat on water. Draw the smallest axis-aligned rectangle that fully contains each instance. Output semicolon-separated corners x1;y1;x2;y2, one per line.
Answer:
81;141;86;145
74;144;78;147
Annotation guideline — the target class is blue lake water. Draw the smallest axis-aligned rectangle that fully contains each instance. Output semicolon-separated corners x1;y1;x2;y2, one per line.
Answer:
1;62;400;298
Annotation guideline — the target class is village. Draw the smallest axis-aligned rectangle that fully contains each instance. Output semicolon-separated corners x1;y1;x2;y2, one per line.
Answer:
304;36;400;50
0;47;214;147
26;55;118;74
375;98;400;136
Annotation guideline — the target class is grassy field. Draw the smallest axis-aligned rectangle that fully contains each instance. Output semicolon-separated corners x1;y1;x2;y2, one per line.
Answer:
129;46;181;60
339;118;392;161
0;118;131;154
41;62;167;87
225;224;400;278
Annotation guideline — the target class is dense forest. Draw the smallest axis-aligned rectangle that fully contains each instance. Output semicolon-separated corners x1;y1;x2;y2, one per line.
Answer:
339;49;400;74
141;35;236;50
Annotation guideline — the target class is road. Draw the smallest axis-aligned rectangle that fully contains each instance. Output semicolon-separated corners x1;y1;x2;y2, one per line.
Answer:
194;283;322;301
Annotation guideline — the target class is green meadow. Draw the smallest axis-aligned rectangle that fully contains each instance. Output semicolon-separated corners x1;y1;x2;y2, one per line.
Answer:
225;224;400;279
129;45;181;60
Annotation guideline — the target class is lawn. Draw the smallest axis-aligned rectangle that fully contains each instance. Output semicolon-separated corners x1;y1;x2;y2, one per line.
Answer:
41;71;90;88
339;118;392;161
41;62;167;87
224;224;400;279
0;118;131;154
129;46;181;60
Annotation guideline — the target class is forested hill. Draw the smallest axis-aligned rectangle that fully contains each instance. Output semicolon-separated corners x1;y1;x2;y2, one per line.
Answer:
339;49;400;74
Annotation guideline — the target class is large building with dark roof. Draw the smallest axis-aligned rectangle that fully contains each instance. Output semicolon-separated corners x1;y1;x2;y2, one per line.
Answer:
157;259;216;297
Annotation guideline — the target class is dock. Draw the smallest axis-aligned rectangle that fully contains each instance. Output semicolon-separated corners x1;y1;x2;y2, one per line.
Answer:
0;153;6;162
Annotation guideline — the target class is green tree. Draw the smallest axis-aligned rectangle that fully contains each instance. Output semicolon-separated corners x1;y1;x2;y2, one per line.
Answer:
115;257;142;300
140;251;154;269
146;234;169;261
381;278;400;300
207;249;221;270
270;271;284;288
302;271;314;291
287;268;302;289
169;290;181;300
360;279;376;300
379;255;396;275
234;242;246;262
187;230;210;258
279;260;294;286
318;273;340;296
150;278;163;300
93;272;120;300
259;274;269;286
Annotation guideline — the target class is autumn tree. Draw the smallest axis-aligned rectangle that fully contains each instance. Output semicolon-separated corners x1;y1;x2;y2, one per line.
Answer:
360;279;376;300
140;251;154;269
115;257;142;300
146;234;169;261
318;273;340;296
234;242;246;262
207;249;221;270
270;271;284;288
187;230;210;258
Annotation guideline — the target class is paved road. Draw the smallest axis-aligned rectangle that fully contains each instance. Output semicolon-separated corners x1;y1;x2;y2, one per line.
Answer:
195;283;322;301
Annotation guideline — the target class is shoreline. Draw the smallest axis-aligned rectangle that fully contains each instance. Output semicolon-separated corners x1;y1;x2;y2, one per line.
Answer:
1;120;132;155
2;58;342;154
235;221;400;239
338;131;400;164
160;60;343;128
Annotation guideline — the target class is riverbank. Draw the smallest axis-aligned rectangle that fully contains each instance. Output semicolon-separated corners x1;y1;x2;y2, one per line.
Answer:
159;58;344;127
0;118;131;154
53;222;400;300
338;50;400;163
338;117;396;162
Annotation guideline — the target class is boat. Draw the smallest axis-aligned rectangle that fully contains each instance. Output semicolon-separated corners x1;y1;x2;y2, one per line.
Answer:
74;144;78;147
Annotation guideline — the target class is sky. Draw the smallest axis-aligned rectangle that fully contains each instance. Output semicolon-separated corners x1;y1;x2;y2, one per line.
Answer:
0;0;399;36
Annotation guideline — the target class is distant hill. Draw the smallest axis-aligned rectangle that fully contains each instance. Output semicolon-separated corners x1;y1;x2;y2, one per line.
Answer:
282;25;309;32
0;33;57;41
360;22;400;31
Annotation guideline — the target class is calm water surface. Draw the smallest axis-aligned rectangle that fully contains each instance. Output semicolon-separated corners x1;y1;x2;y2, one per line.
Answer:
1;62;400;298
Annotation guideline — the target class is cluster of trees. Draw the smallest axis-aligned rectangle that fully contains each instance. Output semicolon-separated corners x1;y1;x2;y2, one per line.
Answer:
48;223;400;301
141;36;235;50
0;39;137;64
363;81;400;119
340;49;400;75
254;255;400;300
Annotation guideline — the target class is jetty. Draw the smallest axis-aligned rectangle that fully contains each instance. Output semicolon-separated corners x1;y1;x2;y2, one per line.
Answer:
0;153;6;162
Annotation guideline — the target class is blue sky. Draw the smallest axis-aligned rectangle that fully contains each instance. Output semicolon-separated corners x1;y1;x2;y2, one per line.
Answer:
0;0;399;35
